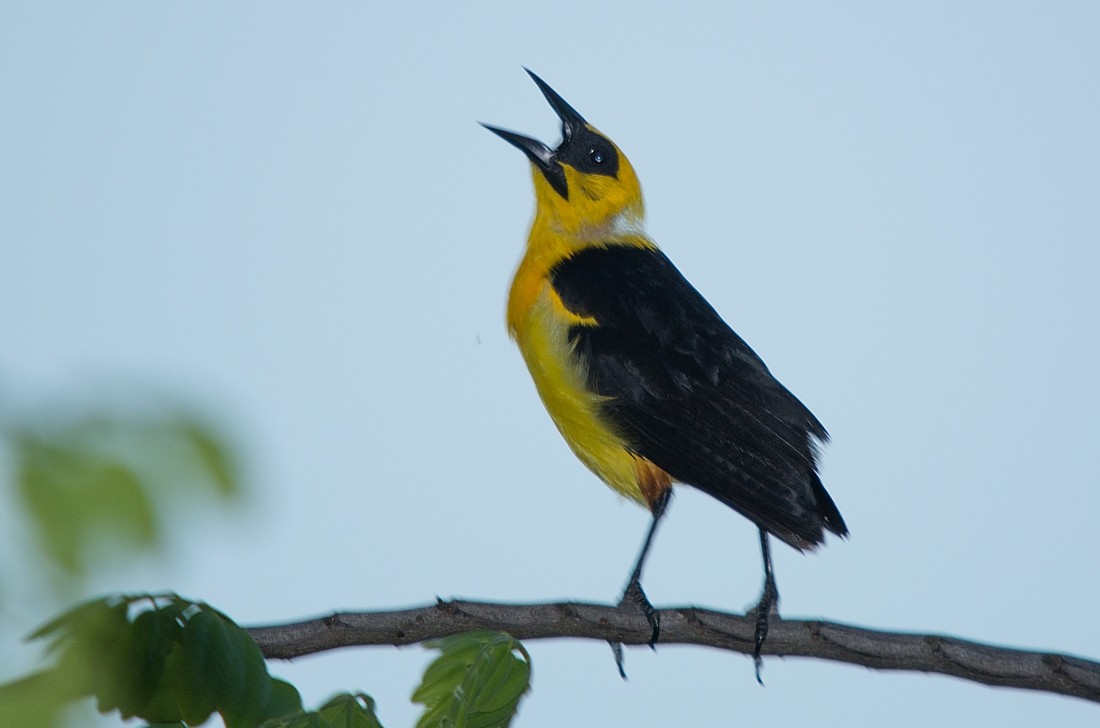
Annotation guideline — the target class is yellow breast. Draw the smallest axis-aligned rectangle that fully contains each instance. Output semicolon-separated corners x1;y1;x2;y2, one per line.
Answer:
508;264;646;506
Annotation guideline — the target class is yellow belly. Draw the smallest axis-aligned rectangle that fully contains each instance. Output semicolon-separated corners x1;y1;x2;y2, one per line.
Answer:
513;285;647;506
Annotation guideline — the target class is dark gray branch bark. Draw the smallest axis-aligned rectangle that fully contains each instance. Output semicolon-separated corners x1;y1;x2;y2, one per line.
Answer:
247;599;1100;705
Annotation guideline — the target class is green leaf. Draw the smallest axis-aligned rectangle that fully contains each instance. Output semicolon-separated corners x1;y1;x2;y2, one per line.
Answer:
142;642;188;722
111;603;186;719
219;608;286;728
265;714;334;728
172;599;301;727
262;692;382;728
265;679;306;724
175;608;226;724
9;594;304;728
412;631;531;728
317;693;384;728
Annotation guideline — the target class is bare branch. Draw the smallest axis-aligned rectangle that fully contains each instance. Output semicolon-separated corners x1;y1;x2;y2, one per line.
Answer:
247;600;1100;704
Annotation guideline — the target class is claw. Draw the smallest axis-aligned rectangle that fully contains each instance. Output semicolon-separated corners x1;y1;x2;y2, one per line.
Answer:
609;641;627;679
611;578;662;678
620;578;661;645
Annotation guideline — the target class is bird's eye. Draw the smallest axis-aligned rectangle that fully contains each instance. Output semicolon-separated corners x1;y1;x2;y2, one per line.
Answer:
573;136;618;177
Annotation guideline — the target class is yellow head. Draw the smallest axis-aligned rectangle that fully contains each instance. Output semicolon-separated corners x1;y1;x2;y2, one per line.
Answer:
483;70;645;238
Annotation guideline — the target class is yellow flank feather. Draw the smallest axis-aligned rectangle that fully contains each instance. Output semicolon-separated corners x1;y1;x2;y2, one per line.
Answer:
510;279;645;504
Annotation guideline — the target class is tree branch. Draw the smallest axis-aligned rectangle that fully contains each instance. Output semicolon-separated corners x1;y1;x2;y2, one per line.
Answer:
247;599;1100;705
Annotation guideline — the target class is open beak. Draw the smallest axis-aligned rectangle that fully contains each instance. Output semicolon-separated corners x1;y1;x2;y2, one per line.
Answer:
481;69;585;199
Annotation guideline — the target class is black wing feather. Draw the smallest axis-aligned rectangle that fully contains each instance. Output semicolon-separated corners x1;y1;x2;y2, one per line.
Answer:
551;245;847;549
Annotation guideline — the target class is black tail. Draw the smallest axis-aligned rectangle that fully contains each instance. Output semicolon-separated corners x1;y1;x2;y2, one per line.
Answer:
812;474;848;538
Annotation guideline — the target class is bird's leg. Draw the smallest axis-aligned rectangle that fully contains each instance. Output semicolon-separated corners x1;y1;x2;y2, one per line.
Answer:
611;489;671;677
752;528;779;684
619;489;670;643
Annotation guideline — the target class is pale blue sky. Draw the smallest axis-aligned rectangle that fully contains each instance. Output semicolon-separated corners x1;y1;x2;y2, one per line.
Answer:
2;2;1099;726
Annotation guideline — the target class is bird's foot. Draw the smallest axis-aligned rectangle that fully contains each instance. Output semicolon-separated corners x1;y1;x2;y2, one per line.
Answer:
752;577;780;685
610;578;661;679
619;577;661;646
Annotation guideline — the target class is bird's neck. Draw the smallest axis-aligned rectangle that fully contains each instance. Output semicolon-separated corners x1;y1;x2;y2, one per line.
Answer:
506;210;655;339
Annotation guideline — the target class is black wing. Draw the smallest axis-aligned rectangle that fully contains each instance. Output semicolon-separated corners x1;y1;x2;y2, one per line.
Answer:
551;245;847;549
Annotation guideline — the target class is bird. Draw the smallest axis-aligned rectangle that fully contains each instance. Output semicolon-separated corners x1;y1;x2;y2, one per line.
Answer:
482;70;847;680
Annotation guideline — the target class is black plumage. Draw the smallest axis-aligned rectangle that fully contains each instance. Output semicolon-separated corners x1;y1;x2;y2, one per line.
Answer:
551;244;847;550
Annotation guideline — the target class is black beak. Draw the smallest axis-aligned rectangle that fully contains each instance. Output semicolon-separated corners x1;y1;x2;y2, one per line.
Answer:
479;124;555;169
481;69;583;200
524;68;587;141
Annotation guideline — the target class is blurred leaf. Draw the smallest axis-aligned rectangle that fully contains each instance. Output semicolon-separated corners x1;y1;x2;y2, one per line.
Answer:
29;593;130;647
52;597;132;702
7;409;241;577
177;417;237;496
0;669;80;728
413;631;531;728
1;594;303;728
16;437;156;574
